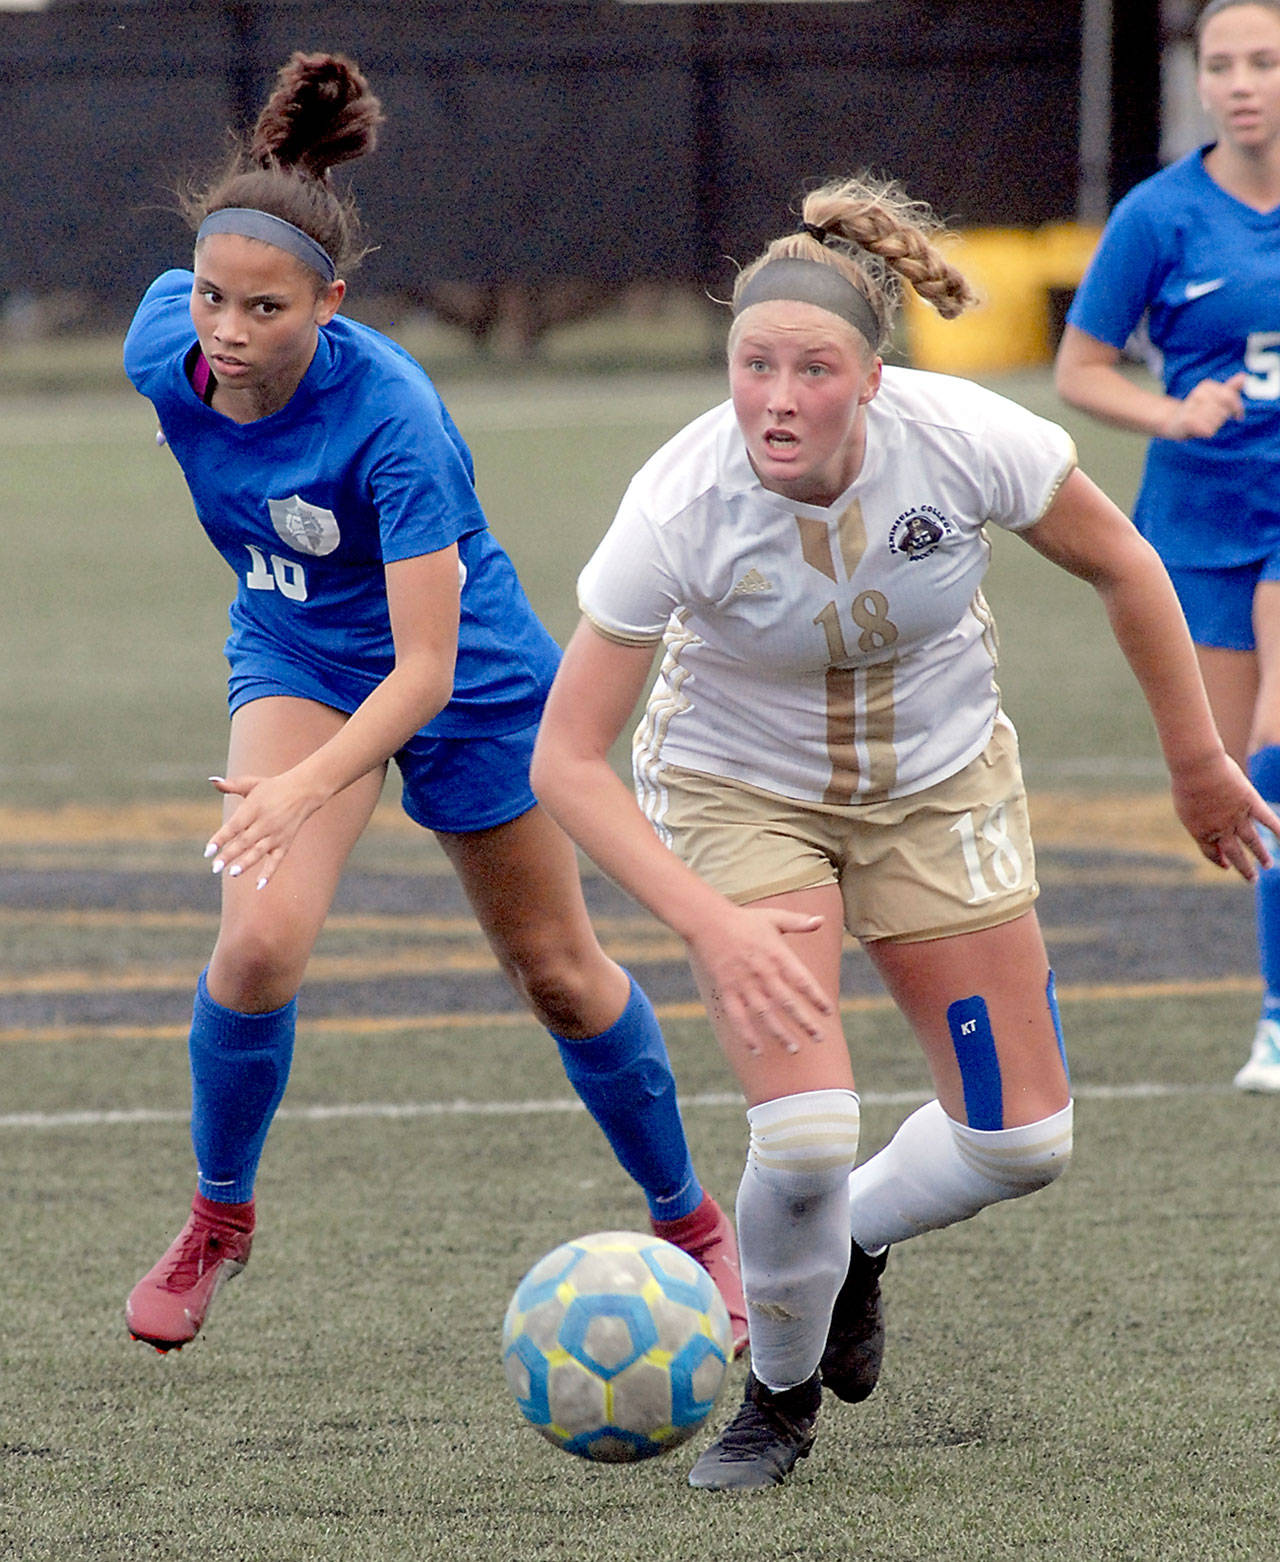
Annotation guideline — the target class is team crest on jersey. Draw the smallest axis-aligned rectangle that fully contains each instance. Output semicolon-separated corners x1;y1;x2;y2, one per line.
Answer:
888;504;953;561
268;495;341;557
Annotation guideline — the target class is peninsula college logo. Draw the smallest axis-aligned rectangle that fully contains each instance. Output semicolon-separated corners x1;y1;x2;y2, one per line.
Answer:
888;504;953;561
268;494;341;557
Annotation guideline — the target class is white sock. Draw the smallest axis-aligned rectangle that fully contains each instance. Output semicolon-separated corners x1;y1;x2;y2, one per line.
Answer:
735;1089;861;1392
847;1098;1073;1251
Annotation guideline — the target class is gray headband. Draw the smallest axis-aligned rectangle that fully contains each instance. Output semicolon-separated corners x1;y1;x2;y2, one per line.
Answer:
196;207;337;282
734;257;880;346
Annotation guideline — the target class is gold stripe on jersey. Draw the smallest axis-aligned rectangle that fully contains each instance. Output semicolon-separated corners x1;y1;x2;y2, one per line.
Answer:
822;660;898;805
862;660;898;800
1033;449;1078;522
633;610;699;843
823;667;859;803
968;587;999;668
802;497;894;804
835;498;869;577
793;500;868;584
795;513;837;582
577;604;664;649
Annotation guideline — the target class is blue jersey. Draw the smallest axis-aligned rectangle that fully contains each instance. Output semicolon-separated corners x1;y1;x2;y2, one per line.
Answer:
124;270;560;739
1067;148;1280;567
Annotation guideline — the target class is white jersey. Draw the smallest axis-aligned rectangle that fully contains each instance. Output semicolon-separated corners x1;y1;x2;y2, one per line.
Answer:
577;366;1076;806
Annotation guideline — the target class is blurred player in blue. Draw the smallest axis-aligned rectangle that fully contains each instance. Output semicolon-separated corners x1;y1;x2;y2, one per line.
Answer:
121;51;746;1352
1056;0;1280;1091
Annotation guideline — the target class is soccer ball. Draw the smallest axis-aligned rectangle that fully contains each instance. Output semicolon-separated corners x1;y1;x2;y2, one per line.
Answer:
501;1229;733;1463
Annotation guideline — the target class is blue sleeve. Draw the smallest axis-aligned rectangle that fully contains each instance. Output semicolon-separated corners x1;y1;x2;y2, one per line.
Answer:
123;270;195;396
1066;197;1165;351
363;398;489;563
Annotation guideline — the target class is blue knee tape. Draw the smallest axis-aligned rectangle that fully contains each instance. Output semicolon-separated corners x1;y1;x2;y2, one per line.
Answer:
946;994;1003;1132
1248;748;1280;1013
1046;969;1069;1082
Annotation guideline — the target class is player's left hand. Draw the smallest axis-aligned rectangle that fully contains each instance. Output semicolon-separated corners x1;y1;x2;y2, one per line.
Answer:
202;771;324;888
1170;751;1279;881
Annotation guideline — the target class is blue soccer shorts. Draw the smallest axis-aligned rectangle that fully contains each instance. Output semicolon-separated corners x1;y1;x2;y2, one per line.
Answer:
229;668;541;837
1165;553;1280;653
395;720;540;835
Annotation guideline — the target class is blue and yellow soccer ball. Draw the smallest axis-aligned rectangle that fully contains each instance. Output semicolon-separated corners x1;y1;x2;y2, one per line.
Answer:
501;1229;733;1463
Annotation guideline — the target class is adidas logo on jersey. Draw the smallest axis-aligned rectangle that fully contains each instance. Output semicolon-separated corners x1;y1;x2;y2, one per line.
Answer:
732;568;772;595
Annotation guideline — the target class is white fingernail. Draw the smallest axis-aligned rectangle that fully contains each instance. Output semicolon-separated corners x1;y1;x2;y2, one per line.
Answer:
228;864;242;878
208;775;225;784
256;877;268;891
203;841;218;859
212;859;224;874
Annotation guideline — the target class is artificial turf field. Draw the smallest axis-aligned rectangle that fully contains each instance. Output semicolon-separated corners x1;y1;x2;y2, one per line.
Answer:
2;344;1277;1558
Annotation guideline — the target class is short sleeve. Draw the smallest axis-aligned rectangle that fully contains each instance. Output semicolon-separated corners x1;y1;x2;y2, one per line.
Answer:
363;398;488;562
981;395;1078;532
1066;196;1163;352
576;484;684;646
123;271;195;400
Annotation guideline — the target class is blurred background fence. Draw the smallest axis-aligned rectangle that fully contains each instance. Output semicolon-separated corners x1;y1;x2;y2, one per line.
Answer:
0;0;1177;365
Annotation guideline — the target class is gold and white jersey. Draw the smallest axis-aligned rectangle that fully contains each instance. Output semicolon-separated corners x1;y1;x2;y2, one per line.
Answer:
578;366;1076;806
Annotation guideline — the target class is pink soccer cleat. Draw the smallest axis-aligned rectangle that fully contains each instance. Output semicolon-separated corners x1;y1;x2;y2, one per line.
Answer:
652;1192;749;1357
126;1193;255;1352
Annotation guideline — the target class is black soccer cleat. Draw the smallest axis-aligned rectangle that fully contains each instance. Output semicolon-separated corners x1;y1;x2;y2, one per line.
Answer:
820;1241;888;1403
687;1370;821;1491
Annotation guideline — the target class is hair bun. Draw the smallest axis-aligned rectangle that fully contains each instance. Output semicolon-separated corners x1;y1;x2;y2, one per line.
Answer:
249;51;383;179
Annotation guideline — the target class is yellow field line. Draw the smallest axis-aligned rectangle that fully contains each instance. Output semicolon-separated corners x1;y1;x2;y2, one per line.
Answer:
0;907;668;936
0;800;427;845
0;937;690;995
0;790;1216;864
0;921;1102;998
0;974;1259;1047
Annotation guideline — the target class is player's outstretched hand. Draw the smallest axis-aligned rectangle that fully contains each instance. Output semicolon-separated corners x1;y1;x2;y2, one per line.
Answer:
1170;751;1279;881
202;771;323;889
687;904;834;1058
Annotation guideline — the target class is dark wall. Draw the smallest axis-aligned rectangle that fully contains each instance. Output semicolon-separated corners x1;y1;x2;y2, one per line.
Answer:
1109;0;1163;206
0;0;1084;318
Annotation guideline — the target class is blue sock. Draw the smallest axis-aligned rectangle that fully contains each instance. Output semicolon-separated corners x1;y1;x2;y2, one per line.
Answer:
1248;746;1280;1024
188;968;296;1204
551;975;703;1222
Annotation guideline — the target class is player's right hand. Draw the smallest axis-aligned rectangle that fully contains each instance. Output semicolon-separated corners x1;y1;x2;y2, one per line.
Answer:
688;905;834;1058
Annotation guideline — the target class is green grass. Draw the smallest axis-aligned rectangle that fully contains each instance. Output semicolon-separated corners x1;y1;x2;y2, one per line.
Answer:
5;360;1271;1559
3;995;1277;1561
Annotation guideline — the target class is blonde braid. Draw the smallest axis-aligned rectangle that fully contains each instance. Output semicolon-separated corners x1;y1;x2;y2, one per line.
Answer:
804;176;979;322
729;174;979;353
